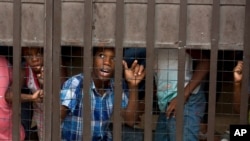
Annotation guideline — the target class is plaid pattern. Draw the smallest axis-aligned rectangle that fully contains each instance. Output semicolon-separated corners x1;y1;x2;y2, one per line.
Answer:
61;74;128;141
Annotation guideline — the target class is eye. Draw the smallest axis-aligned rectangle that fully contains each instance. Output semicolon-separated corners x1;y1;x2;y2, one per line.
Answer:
98;53;105;59
36;52;41;57
110;57;115;61
24;53;32;58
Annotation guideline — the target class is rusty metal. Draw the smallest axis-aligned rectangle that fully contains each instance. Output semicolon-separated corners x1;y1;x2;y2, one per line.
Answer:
83;0;93;141
51;0;61;140
207;0;220;141
44;0;53;140
240;0;250;123
144;0;155;141
113;0;124;141
175;1;187;141
13;0;21;140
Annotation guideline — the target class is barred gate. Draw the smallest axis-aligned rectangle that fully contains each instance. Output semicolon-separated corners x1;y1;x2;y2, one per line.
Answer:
0;0;249;140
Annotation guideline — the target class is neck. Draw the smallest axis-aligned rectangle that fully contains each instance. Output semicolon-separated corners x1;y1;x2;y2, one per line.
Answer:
93;79;110;95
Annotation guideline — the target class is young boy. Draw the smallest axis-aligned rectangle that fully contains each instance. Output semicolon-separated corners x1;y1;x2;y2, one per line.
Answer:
21;47;45;141
153;49;209;141
22;47;67;140
60;47;145;141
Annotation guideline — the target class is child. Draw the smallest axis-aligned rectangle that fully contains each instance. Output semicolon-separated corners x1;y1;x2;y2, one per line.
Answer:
21;47;44;141
232;60;250;115
22;47;67;140
0;55;42;140
60;47;145;140
153;49;209;141
220;60;250;141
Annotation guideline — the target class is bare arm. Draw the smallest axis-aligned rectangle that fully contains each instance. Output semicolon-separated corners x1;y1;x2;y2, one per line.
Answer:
5;88;43;104
166;50;210;118
60;105;69;122
233;61;243;113
121;60;145;126
184;57;210;100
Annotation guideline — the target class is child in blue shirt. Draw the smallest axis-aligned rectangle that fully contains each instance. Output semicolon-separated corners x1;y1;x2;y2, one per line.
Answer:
60;47;145;141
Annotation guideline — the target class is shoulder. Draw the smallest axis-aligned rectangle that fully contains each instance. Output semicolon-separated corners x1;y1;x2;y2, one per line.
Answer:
186;49;210;59
0;56;12;87
0;56;8;66
62;73;83;89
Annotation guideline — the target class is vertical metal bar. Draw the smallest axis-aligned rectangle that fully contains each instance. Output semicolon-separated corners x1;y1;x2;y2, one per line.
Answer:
113;0;124;140
240;0;250;124
83;0;93;140
52;0;61;140
207;0;220;141
176;0;187;140
144;0;155;140
12;0;21;140
44;0;53;140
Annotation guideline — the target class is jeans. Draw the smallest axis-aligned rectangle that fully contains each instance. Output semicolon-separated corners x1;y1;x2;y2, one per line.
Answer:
107;123;144;141
153;90;206;141
122;125;144;141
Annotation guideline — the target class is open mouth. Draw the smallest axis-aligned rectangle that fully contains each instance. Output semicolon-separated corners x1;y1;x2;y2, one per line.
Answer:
31;65;42;72
100;68;111;77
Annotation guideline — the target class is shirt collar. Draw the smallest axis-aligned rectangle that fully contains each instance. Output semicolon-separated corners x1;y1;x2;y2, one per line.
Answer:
91;78;114;97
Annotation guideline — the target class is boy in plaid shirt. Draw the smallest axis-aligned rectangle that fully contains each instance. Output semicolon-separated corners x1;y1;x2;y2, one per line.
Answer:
60;47;145;141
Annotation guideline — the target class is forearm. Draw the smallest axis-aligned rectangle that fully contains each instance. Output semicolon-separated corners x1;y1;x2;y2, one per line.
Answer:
20;93;37;102
233;82;241;113
184;59;209;99
5;92;37;103
5;88;41;103
122;85;139;126
60;105;69;122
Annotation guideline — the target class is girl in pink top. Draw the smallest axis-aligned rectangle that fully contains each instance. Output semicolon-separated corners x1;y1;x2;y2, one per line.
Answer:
0;55;43;140
0;56;25;140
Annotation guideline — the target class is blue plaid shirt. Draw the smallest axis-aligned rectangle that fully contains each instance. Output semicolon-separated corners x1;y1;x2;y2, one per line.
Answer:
60;74;128;141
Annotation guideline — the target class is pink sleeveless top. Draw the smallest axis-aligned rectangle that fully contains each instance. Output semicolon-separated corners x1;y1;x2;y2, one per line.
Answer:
0;56;25;140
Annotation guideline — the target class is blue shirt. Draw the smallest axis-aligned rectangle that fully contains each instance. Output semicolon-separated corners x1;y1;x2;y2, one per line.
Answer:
60;74;128;141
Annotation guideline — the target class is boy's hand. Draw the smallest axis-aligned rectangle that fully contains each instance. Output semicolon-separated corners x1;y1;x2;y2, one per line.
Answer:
123;60;145;87
32;90;44;103
233;61;243;83
166;94;189;118
166;98;177;118
37;66;44;86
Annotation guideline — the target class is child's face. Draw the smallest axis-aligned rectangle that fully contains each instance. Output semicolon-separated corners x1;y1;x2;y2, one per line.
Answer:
23;47;43;74
93;48;115;82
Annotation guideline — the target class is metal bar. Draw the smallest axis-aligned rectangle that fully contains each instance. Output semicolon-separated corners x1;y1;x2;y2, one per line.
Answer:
113;0;124;140
52;0;62;140
176;0;187;140
12;0;21;140
144;0;155;141
44;0;53;140
83;0;93;140
240;0;250;124
207;0;220;140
